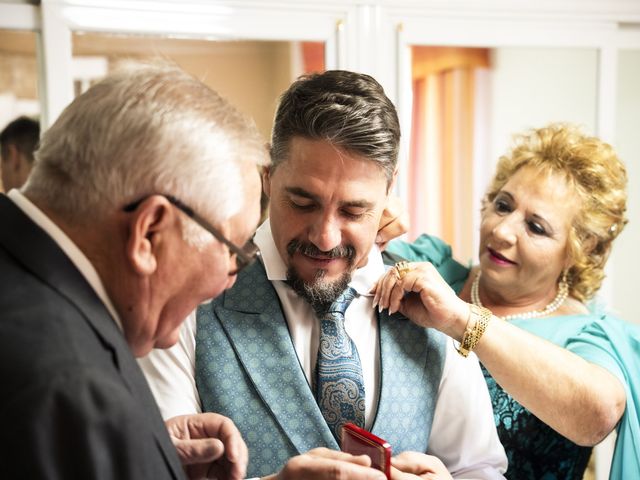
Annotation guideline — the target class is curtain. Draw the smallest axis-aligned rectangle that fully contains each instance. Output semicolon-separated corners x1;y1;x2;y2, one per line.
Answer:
301;42;324;74
409;46;490;262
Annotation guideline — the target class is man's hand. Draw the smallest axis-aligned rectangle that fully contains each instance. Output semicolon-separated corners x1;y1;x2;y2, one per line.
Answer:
377;197;409;251
391;452;453;480
165;413;248;480
262;447;387;480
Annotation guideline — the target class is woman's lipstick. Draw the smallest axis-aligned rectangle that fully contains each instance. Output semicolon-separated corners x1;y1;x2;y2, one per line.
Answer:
487;247;517;266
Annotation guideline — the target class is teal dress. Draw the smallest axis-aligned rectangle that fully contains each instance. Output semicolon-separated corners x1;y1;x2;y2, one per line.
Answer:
386;234;640;480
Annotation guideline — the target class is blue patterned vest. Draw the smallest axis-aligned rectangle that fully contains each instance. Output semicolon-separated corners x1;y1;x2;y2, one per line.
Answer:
195;260;446;478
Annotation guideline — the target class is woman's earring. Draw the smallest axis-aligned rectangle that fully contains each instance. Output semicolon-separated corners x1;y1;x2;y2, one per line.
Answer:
559;269;570;292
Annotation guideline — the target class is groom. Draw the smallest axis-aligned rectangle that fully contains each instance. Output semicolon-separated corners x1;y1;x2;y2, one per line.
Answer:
141;70;507;479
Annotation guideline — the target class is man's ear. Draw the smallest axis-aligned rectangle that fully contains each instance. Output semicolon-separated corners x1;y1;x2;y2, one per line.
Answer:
125;197;175;276
6;145;21;172
262;165;272;199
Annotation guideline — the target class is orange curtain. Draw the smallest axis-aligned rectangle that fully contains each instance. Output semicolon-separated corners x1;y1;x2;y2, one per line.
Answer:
409;46;489;261
301;42;325;74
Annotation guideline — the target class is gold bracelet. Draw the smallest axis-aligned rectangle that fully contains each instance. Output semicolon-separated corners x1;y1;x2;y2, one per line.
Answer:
456;304;492;357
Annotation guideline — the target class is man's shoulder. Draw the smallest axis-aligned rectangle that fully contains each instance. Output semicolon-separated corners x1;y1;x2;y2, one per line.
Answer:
1;360;173;480
0;248;72;326
0;306;129;428
0;255;118;380
0;305;116;376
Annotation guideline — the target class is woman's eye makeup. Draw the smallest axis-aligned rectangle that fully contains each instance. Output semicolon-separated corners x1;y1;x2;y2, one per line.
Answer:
494;197;512;213
493;194;551;236
527;221;547;235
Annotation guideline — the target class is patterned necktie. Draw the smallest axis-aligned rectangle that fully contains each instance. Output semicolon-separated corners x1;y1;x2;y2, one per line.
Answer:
314;286;365;441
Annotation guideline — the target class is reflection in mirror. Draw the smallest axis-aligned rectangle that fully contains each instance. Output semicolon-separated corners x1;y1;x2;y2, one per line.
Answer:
0;30;39;193
407;45;598;262
71;32;325;141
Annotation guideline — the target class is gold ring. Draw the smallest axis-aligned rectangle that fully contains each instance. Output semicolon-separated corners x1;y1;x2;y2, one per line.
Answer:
394;261;412;280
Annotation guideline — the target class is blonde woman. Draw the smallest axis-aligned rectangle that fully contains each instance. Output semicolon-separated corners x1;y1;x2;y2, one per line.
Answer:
376;123;639;479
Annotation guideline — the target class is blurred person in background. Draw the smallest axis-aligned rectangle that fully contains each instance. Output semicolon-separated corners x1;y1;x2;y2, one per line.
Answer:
0;116;39;192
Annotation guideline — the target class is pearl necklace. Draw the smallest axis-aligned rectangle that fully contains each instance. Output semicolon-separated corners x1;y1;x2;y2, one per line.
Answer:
471;271;568;321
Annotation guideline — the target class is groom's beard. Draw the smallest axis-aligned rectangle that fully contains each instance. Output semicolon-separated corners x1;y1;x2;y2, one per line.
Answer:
285;239;356;312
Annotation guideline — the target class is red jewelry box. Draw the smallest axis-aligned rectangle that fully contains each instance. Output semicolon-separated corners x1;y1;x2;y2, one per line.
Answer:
341;422;392;479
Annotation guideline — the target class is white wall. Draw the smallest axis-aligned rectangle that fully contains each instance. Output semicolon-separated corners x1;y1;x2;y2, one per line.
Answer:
611;49;640;324
489;47;599;172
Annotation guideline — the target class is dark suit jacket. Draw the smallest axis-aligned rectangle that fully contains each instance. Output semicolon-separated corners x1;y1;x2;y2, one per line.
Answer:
0;195;184;479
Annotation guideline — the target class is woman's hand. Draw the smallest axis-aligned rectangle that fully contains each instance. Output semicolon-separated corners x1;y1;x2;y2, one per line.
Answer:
372;261;470;340
376;196;410;251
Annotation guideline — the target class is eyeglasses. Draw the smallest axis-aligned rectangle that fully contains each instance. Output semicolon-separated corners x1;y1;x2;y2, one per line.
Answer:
123;194;260;274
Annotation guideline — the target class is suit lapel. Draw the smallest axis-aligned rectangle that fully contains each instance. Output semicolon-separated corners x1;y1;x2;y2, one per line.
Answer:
0;195;183;479
216;261;338;451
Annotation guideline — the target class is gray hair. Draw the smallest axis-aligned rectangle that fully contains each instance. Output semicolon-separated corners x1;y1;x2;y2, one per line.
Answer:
25;61;267;242
270;70;400;184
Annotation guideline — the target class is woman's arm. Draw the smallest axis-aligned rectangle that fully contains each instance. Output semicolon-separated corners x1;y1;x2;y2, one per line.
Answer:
373;262;626;446
474;316;625;445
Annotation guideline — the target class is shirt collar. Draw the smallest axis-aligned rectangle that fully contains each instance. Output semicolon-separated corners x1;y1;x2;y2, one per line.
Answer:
253;219;385;297
8;189;123;331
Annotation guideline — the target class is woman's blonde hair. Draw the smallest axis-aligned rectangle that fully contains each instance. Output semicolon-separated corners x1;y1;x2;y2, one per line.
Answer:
484;123;628;301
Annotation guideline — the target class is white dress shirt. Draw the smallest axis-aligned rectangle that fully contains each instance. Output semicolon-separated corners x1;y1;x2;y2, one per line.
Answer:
8;190;122;330
140;221;507;479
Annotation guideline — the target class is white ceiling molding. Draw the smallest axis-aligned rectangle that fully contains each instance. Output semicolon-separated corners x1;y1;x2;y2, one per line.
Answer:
374;0;640;23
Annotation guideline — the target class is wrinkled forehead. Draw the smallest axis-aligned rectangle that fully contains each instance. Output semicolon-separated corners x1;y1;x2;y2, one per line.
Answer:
500;166;580;220
504;164;576;195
